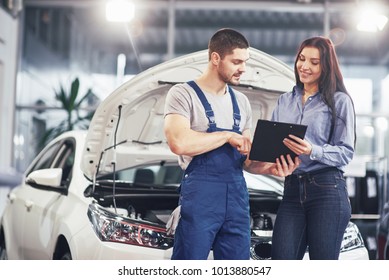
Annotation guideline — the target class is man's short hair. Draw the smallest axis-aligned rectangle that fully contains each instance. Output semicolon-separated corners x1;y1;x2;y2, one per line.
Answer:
208;28;249;60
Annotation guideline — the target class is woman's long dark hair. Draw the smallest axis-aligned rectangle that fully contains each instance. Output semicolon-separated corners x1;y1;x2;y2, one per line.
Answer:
294;36;356;146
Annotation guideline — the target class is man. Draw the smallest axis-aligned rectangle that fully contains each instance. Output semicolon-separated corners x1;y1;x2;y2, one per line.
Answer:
164;28;299;260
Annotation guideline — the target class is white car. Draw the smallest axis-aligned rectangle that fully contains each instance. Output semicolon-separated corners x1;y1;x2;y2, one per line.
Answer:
0;48;368;260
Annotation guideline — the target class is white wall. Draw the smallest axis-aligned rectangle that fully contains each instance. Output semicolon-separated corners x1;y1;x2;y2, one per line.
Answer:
0;8;19;170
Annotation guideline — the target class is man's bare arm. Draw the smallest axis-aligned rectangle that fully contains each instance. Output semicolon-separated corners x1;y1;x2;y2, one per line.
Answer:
164;114;250;156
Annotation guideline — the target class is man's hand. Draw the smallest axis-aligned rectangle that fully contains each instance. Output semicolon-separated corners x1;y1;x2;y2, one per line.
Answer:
227;133;251;155
166;205;181;235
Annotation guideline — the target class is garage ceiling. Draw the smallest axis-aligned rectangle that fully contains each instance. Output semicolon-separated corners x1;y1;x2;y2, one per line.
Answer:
23;0;389;73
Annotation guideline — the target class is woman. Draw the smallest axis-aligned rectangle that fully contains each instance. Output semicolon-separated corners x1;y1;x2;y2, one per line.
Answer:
271;36;356;260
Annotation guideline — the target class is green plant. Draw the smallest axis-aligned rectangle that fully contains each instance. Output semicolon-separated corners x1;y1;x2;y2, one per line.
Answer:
38;77;97;149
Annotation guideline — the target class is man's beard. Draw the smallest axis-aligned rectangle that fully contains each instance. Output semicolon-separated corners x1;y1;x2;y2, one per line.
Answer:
219;71;240;85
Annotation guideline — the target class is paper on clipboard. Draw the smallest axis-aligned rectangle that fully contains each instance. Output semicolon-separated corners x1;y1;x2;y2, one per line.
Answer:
249;120;307;163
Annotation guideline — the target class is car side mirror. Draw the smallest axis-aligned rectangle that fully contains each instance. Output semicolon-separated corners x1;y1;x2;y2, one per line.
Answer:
26;168;63;188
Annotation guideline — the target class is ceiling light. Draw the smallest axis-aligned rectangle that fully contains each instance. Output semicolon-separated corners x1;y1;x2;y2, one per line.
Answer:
356;5;388;32
106;0;135;23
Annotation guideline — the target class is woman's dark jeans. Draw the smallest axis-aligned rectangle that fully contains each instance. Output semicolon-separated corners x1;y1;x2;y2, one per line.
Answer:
271;168;351;260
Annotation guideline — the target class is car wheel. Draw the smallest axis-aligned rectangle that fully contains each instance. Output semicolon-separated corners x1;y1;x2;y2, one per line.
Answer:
0;231;7;260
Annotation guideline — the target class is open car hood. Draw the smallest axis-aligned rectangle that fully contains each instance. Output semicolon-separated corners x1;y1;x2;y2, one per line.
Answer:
81;48;295;181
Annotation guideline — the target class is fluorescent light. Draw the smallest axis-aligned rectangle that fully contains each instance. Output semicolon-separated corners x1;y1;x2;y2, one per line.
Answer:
356;6;388;32
106;0;135;22
357;15;388;32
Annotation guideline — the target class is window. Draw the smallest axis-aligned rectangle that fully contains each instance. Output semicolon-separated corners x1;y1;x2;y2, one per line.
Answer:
53;140;75;186
27;138;75;187
29;142;61;173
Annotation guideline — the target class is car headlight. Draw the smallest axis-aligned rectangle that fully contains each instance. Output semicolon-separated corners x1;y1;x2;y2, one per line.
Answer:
87;203;174;250
340;222;365;253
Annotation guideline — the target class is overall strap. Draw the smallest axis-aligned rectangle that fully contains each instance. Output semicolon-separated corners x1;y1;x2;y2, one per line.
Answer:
187;81;242;131
227;86;241;131
187;80;216;130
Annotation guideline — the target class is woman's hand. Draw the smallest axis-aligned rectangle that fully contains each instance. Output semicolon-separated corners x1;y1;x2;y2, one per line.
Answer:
283;134;312;156
271;154;300;177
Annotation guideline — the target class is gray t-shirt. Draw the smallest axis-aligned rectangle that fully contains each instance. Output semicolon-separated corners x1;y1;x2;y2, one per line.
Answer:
164;82;252;170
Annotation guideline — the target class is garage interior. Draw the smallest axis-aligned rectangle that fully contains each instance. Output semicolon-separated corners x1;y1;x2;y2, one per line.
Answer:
0;0;388;260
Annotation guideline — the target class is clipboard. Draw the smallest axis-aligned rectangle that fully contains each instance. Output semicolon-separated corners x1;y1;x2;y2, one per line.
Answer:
249;120;307;163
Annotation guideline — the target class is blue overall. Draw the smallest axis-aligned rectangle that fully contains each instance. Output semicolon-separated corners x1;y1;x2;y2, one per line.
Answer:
171;81;250;260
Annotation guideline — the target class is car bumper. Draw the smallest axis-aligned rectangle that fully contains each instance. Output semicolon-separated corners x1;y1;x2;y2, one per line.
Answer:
71;222;369;260
339;247;370;260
